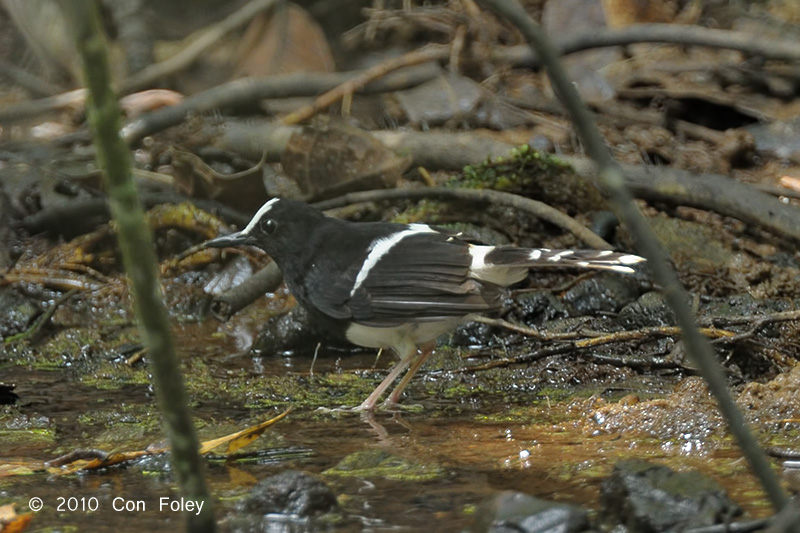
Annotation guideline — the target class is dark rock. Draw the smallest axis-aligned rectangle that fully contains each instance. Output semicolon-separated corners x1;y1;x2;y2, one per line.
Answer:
451;320;498;348
253;306;350;356
647;217;731;273
563;274;640;315
0;383;18;405
618;292;676;328
238;470;339;518
470;491;591;533
0;287;40;340
601;459;741;532
511;290;570;324
253;306;318;355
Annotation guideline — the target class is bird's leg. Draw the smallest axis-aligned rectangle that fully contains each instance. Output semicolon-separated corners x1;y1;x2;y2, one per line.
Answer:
383;341;435;406
358;357;412;411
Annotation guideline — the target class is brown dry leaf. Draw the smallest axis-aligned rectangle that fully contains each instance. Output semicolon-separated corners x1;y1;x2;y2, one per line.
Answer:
198;408;292;455
601;0;684;26
282;124;411;200
169;147;268;213
226;465;259;486
234;3;334;77
0;461;48;478
0;503;33;533
779;175;800;193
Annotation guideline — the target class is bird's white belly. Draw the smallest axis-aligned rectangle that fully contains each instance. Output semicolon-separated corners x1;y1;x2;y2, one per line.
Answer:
345;319;462;359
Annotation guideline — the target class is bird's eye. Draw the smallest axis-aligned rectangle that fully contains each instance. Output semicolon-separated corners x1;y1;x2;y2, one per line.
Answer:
259;218;277;234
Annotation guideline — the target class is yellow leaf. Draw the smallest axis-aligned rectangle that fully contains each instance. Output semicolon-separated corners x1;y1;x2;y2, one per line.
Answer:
199;408;292;455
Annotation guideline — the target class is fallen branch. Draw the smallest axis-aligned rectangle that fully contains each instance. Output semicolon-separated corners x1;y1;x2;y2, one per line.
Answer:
504;23;800;68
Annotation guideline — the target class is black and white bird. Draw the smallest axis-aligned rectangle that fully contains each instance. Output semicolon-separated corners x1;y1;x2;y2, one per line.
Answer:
206;198;645;410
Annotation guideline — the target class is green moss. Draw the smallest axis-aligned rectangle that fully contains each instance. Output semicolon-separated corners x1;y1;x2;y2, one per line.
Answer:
462;503;478;516
766;429;800;448
323;449;444;481
180;362;390;411
0;428;56;447
78;359;151;389
451;145;605;213
456;145;569;189
391;199;447;225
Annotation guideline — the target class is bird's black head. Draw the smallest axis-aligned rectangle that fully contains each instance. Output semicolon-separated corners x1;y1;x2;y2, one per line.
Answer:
205;198;326;261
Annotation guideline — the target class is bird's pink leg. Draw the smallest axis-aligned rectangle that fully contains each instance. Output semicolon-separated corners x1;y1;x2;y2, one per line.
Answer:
384;342;435;406
358;357;412;411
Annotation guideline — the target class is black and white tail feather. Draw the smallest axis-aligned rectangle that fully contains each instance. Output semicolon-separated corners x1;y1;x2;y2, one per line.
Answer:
467;245;643;286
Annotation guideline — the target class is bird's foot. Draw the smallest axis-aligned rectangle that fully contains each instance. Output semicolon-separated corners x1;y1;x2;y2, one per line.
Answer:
378;400;425;412
314;405;366;414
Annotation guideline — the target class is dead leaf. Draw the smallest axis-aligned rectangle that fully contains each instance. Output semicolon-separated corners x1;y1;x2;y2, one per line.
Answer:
282;123;411;200
0;503;33;533
234;3;334;77
169;147;268;212
198;408;292;455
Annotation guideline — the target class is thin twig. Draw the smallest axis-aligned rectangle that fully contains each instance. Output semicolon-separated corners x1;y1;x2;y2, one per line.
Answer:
472;315;735;346
501;23;800;70
466;343;573;371
708;309;800;328
466;315;737;372
2;289;79;344
0;59;61;97
280;44;449;125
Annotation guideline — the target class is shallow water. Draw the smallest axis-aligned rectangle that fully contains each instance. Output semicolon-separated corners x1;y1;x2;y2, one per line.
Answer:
0;338;776;532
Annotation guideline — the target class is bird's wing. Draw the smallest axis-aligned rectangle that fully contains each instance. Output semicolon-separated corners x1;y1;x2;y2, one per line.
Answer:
305;231;503;327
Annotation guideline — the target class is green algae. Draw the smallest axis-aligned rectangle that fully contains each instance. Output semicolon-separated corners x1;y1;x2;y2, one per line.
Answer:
323;449;444;482
451;145;605;213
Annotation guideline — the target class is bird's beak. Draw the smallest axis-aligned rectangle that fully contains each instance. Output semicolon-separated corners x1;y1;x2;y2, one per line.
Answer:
205;231;251;249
